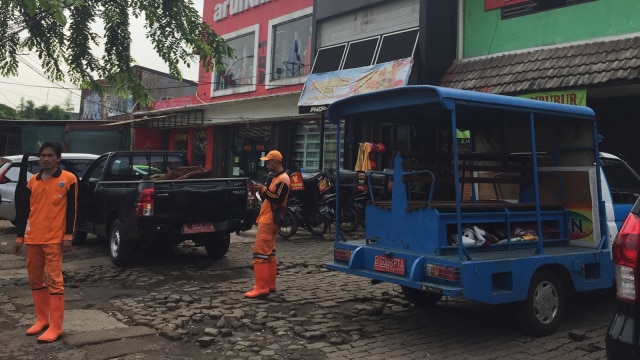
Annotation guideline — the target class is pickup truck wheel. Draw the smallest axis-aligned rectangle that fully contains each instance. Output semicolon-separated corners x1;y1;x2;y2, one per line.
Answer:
516;269;565;337
109;220;133;266
204;233;230;259
278;209;298;239
72;230;87;245
306;209;329;236
401;286;441;308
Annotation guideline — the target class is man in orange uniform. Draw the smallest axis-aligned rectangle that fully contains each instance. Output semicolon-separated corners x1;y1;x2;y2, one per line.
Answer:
245;150;290;298
13;141;77;343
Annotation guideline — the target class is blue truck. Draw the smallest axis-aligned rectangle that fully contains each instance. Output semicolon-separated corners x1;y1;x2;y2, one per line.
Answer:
325;86;640;336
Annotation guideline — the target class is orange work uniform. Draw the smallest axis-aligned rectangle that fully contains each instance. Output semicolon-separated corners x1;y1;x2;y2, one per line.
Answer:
253;170;290;263
16;168;77;294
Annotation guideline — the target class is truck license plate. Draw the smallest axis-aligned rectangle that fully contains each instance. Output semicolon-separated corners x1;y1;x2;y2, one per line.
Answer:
373;255;406;276
183;222;215;234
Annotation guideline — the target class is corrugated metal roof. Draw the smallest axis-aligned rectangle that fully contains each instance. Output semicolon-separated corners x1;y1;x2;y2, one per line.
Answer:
440;35;640;94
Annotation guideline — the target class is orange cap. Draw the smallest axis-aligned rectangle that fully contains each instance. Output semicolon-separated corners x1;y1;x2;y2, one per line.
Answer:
260;150;282;161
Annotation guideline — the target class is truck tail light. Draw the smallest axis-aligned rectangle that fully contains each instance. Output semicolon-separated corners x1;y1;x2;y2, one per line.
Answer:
247;183;256;210
425;263;461;282
135;188;154;217
613;213;640;302
334;248;352;261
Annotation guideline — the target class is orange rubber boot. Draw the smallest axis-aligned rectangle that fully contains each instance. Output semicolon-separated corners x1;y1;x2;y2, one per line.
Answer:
37;295;64;343
26;289;50;336
268;256;277;292
244;262;270;298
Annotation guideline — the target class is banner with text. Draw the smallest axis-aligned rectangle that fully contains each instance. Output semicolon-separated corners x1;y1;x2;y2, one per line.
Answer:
298;57;413;114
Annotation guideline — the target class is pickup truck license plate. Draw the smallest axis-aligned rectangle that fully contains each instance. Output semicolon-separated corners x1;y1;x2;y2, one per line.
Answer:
373;255;406;276
183;222;215;234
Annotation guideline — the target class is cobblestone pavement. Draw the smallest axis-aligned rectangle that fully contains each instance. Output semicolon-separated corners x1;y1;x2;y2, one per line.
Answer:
0;221;613;360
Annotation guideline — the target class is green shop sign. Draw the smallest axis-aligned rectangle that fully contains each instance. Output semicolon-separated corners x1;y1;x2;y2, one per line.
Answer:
519;89;587;106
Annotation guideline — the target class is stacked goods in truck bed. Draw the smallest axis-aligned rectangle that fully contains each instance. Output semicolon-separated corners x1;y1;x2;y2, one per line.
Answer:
149;165;212;180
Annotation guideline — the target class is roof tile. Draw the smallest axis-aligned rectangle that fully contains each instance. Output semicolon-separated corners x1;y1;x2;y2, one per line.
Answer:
442;35;640;93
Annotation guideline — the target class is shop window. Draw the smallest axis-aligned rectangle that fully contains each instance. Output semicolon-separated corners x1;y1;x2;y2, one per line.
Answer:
229;125;271;180
342;37;379;70
311;44;347;74
292;121;344;172
271;15;312;81
311;27;418;74
375;28;419;65
213;26;258;96
501;0;595;19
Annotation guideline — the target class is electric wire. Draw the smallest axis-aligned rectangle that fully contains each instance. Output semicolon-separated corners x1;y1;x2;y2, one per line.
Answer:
2;47;314;118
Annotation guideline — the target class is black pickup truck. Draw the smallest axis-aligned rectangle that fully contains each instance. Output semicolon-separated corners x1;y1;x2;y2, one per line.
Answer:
73;151;255;266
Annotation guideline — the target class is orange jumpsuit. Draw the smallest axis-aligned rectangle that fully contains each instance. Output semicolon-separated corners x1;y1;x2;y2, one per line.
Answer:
16;168;77;294
254;171;290;263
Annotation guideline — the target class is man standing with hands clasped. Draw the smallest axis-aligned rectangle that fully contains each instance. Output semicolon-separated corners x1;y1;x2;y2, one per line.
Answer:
245;150;290;298
13;141;77;343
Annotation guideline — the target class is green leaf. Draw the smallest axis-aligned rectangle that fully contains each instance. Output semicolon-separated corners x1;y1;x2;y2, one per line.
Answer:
25;0;37;15
1;0;233;108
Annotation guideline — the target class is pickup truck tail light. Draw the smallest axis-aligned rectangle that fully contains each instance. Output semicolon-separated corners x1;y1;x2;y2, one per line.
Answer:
613;213;640;302
247;183;256;209
135;188;154;217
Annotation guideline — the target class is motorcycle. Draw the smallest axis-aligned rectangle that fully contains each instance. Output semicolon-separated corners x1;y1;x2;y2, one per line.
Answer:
320;175;360;233
277;170;331;239
336;188;367;231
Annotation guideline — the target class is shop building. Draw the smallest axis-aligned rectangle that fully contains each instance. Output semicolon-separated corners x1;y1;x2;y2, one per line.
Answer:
303;0;457;171
442;0;640;171
131;0;458;178
130;0;316;180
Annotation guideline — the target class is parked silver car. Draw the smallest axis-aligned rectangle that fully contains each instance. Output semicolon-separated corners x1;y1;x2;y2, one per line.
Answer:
0;153;99;224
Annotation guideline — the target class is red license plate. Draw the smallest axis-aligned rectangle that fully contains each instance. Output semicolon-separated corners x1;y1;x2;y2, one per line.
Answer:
182;223;215;234
373;255;406;276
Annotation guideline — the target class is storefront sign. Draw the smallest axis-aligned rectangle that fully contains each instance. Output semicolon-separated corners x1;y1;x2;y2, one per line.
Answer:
484;0;528;11
519;89;587;106
152;95;206;110
213;0;273;22
298;57;413;114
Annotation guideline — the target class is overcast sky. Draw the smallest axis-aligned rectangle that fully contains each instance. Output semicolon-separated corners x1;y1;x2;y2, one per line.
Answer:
0;0;204;114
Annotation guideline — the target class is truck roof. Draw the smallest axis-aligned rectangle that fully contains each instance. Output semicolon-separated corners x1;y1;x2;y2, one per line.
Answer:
326;85;596;125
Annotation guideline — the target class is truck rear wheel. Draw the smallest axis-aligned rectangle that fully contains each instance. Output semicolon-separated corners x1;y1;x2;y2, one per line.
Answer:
109;220;133;266
401;286;442;308
516;269;565;337
204;233;230;259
